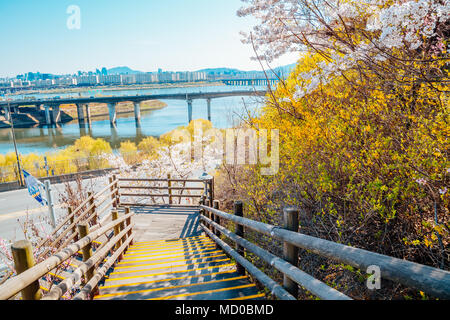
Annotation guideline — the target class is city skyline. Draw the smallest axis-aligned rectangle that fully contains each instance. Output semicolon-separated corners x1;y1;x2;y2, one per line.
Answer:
0;0;298;78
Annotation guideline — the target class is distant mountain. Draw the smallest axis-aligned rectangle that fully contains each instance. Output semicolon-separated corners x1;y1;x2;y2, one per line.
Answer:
196;68;242;75
196;63;297;78
107;66;144;75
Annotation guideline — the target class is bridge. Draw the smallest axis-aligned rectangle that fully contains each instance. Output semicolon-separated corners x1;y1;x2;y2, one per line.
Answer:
0;174;448;301
221;78;279;86
0;90;267;126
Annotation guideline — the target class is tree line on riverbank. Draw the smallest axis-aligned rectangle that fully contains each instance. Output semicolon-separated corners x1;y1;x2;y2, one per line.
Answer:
0;119;216;183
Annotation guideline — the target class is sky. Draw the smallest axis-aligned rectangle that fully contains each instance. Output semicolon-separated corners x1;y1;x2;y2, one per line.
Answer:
0;0;298;77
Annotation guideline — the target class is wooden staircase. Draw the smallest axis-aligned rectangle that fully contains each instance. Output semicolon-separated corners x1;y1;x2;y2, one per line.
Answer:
94;235;264;300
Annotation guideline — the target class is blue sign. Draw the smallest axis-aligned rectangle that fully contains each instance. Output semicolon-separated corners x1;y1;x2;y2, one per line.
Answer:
23;170;47;206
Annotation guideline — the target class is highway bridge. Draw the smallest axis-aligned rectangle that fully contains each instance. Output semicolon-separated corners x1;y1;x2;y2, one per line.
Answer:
0;90;267;126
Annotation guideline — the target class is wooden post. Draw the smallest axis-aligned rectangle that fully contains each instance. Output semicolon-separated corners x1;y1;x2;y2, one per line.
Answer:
113;175;120;207
213;200;221;237
168;174;172;205
205;199;212;231
199;196;205;216
11;240;42;300
112;210;124;261
125;207;133;246
234;201;245;275
213;200;221;249
87;192;97;226
109;176;116;208
69;207;78;242
208;178;214;205
283;207;299;298
77;223;96;293
119;218;126;248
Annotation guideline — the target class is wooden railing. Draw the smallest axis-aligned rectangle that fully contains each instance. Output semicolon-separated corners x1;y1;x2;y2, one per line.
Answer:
0;208;134;300
0;175;137;300
33;176;120;260
200;200;450;300
118;175;214;207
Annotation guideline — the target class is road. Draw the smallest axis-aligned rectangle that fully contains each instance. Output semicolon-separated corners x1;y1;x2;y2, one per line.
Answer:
0;175;109;241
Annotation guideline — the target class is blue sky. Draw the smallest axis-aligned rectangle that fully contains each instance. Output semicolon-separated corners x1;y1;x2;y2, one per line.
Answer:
0;0;298;77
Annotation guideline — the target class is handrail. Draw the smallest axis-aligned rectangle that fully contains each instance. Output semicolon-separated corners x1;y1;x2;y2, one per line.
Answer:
35;193;94;251
35;179;118;250
94;179;119;199
119;186;204;190
200;214;351;300
202;226;295;300
0;212;133;300
200;205;450;299
118;177;204;183
119;193;202;198
73;234;134;300
38;201;97;258
36;179;118;255
94;188;117;210
41;223;134;300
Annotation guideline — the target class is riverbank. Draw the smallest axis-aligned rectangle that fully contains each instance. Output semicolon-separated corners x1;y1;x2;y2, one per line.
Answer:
0;100;167;128
0;85;263;155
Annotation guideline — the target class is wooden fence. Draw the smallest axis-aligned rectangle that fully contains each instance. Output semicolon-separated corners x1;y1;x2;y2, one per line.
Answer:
0;175;135;300
118;175;214;207
200;199;450;300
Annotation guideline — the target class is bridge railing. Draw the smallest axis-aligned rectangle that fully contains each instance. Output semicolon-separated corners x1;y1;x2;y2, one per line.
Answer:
200;201;450;300
117;175;213;207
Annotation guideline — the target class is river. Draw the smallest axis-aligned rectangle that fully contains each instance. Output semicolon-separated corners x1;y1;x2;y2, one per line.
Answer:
0;84;265;155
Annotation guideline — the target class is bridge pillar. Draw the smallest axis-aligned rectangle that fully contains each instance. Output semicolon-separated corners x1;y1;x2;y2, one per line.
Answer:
206;98;211;122
108;103;117;126
85;104;91;124
2;106;10;121
133;102;141;123
44;105;51;125
136;123;143;138
35;104;41;112
187;99;193;123
76;104;85;124
110;124;119;144
79;124;87;137
51;105;61;124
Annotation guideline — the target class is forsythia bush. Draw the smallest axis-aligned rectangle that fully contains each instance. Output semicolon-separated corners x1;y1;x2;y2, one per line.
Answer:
0;136;114;182
0;119;218;181
214;0;449;297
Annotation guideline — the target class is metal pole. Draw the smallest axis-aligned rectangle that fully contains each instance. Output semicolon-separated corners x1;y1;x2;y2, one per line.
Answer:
7;97;24;187
44;180;56;228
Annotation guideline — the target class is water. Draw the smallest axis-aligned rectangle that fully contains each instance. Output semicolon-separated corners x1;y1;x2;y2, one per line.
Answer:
0;85;265;155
